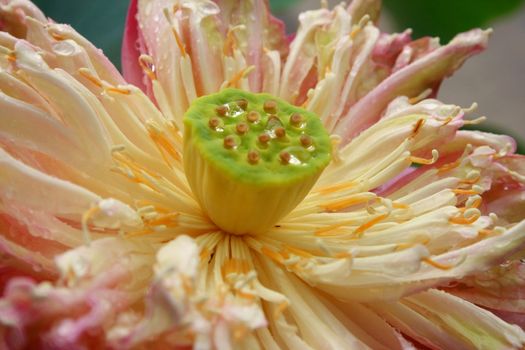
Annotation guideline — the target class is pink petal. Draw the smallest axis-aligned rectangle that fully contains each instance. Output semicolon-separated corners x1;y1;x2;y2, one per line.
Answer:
121;0;149;93
335;29;491;142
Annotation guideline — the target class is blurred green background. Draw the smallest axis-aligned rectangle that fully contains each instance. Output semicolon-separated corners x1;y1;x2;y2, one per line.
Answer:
32;0;525;151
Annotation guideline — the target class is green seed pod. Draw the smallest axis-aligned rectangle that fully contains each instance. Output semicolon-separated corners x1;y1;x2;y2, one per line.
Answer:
183;88;331;235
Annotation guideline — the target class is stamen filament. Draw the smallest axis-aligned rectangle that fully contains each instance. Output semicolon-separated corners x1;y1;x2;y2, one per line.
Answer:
163;8;186;56
422;257;455;270
354;213;389;236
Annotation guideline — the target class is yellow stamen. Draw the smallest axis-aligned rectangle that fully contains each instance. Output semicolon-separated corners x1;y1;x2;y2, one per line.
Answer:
6;53;16;63
113;153;161;180
281;245;314;258
334;251;352;259
467;197;482;209
163;8;186;56
222;258;251;276
438;160;460;173
395;237;430;251
232;325;249;341
422;257;455;270
223;26;242;56
49;31;66;41
146;124;181;167
224;66;255;89
392;202;409;209
181;274;193;293
106;86;131;95
449;211;480;225
126;228;155;237
350;26;361;39
81;206;100;244
199;247;211;261
408;88;432;105
139;55;157;80
410;149;438;165
261;246;284;265
135;200;170;213
78;68;103;88
236;291;256;301
315;180;357;195
350;14;370;40
452;189;479;196
410;118;425;138
441;116;454;125
146;212;179;226
478;229;493;237
320;195;371;212
463;116;487;125
273;301;288;320
459;176;480;185
314;220;354;236
354;213;389;236
167;120;183;141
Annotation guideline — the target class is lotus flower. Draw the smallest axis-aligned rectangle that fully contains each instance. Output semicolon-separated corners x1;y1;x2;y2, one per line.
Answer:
1;0;525;348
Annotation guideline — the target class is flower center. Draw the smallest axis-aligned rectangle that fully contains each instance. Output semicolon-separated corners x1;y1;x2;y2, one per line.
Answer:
183;89;331;235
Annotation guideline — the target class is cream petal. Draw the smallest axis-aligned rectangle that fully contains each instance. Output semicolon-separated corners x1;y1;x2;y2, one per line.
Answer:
14;42;112;161
279;7;333;103
0;91;87;167
0;146;142;234
372;289;525;350
316;102;462;190
0;147;101;216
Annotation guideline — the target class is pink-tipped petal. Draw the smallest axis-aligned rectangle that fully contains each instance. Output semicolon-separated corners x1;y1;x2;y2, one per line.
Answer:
122;0;149;93
335;29;491;142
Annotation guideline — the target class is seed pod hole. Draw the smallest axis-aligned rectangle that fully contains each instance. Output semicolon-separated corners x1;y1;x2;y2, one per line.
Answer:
236;99;248;110
216;105;228;117
224;135;236;149
263;100;278;114
209;117;221;129
290;113;303;127
247;150;260;165
300;134;313;148
247;111;260;123
236;122;249;135
280;151;291;164
258;133;270;145
275;127;286;138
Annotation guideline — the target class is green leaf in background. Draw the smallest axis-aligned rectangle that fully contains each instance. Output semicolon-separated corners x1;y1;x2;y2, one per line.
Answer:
32;0;129;70
383;0;525;42
269;0;299;13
